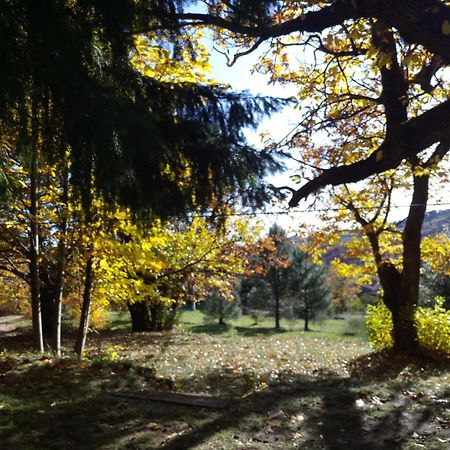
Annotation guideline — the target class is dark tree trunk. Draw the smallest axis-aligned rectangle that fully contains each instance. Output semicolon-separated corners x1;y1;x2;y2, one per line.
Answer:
273;269;281;330
74;247;94;359
366;170;429;353
304;294;310;331
395;171;428;352
128;301;152;331
150;305;164;331
40;279;55;341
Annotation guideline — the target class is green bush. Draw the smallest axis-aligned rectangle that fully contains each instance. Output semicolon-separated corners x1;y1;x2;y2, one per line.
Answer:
366;298;450;354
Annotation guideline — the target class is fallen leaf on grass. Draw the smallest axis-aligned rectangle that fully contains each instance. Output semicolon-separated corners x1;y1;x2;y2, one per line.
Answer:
264;418;283;429
290;414;305;426
145;422;161;431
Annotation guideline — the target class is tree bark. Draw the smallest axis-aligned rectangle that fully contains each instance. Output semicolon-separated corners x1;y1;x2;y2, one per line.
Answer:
273;269;281;330
52;167;69;358
394;171;429;352
127;301;152;331
74;245;94;359
40;275;55;341
29;142;43;353
363;170;429;353
304;299;310;332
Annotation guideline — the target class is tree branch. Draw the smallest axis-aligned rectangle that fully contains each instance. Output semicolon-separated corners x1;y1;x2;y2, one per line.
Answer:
289;98;450;206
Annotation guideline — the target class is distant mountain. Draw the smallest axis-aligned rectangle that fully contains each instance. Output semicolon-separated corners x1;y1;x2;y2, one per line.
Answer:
397;209;450;236
321;209;449;265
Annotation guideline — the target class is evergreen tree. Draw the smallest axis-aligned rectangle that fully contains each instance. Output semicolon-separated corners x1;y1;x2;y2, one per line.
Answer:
287;249;332;331
202;289;241;325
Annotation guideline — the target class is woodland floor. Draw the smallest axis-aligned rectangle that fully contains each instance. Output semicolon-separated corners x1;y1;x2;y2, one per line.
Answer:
0;312;449;449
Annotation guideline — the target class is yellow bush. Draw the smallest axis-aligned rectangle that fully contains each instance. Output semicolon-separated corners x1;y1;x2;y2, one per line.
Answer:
366;299;450;354
416;298;450;354
366;303;394;350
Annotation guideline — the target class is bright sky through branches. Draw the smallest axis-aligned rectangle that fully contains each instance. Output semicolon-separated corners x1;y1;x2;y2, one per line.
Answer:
204;40;450;233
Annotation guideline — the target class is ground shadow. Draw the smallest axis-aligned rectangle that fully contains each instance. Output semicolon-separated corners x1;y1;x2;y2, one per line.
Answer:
234;326;288;336
1;329;448;449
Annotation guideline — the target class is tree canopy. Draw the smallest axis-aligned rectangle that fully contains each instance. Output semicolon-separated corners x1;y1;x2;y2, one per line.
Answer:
0;0;285;216
164;0;450;203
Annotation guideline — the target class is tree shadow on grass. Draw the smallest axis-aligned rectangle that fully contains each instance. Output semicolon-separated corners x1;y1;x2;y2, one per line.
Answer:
154;353;449;449
1;345;448;449
187;322;233;335
234;326;288;336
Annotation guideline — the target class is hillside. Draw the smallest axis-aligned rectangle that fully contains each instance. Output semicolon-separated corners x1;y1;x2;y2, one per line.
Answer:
322;209;449;265
397;209;450;236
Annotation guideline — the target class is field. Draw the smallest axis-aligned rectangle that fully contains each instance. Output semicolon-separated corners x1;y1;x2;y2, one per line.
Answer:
0;312;449;449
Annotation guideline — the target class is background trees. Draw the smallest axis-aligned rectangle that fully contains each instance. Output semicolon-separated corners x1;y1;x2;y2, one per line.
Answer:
240;225;332;328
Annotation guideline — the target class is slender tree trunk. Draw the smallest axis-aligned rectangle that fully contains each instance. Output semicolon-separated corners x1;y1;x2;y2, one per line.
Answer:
74;244;94;359
304;294;310;332
273;269;281;330
52;255;65;358
40;278;55;341
219;298;225;325
74;166;94;360
29;142;43;353
52;167;68;358
127;301;152;331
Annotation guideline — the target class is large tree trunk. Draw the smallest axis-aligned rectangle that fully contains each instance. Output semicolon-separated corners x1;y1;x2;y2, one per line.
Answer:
150;305;164;331
40;275;55;341
127;301;152;331
369;171;429;353
395;172;429;352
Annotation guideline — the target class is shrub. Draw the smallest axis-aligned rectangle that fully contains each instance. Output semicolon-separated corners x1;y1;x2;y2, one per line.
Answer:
416;297;450;354
366;303;393;350
366;298;450;354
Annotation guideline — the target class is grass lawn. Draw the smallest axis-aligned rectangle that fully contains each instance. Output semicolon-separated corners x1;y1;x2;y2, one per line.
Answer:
0;311;449;449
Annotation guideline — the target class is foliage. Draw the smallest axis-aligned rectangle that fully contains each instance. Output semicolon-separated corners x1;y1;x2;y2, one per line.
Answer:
326;265;363;314
96;214;260;310
201;289;241;324
286;249;332;326
366;301;450;355
0;1;285;217
420;267;450;309
365;303;394;351
175;0;450;351
416;298;450;355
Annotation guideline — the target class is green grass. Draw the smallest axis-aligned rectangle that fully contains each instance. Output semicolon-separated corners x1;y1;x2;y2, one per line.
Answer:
179;310;367;338
0;312;449;449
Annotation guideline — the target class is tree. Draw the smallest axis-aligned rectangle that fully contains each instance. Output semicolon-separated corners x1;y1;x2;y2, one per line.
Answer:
287;249;332;331
249;224;292;329
326;265;362;315
202;289;241;325
92;213;259;332
167;1;450;352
